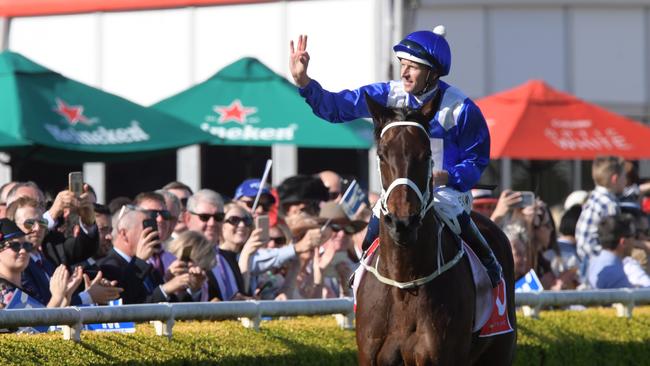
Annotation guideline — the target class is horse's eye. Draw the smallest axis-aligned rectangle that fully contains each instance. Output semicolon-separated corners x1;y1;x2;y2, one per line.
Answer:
377;150;386;162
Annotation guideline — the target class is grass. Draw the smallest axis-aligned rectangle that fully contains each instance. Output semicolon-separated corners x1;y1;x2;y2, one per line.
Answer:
0;307;649;365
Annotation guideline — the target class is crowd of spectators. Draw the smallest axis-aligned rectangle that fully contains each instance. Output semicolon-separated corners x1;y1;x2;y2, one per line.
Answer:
473;156;650;290
0;154;646;326
0;169;372;317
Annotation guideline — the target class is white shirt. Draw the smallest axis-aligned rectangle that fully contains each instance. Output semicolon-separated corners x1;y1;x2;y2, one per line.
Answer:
623;257;650;287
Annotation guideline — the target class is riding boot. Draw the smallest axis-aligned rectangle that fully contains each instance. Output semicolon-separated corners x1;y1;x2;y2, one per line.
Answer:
457;212;502;288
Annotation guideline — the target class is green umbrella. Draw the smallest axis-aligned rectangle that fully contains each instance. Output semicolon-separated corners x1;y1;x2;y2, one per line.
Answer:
0;51;209;163
153;57;374;149
0;131;30;150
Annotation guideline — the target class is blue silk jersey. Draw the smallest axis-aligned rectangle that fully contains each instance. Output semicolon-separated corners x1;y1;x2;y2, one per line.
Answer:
299;79;490;192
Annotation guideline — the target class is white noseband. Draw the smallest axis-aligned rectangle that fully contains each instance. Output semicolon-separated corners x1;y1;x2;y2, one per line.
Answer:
377;121;435;219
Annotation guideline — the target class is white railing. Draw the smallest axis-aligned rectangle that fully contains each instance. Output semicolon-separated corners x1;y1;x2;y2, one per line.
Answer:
4;289;650;342
1;298;355;342
515;288;650;318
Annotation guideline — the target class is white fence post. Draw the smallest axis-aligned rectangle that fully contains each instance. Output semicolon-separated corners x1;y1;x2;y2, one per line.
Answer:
334;312;355;330
151;318;175;339
613;302;634;318
521;305;540;319
62;322;83;342
240;300;261;331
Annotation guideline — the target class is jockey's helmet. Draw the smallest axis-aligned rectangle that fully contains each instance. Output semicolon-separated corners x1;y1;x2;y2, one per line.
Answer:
393;25;451;76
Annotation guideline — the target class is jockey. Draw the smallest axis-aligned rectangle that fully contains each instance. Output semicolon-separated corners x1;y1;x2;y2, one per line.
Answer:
289;26;502;287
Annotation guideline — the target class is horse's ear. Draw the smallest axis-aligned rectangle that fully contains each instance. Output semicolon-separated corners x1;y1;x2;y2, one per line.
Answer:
364;92;388;125
420;93;438;122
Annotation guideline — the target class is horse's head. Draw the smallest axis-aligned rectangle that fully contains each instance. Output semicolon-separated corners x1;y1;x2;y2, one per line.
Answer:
365;93;437;247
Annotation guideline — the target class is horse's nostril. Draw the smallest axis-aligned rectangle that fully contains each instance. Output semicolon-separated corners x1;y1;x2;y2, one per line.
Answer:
384;215;394;225
409;214;420;226
395;217;412;231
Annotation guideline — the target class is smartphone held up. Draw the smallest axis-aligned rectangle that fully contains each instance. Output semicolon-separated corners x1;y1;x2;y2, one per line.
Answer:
515;191;535;208
142;218;161;250
68;172;83;197
255;215;270;243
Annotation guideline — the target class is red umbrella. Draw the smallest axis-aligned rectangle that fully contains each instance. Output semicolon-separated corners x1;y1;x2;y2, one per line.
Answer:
476;80;650;160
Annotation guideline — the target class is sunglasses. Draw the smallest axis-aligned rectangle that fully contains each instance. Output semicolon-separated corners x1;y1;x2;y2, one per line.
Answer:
269;236;287;245
329;223;359;235
1;241;34;253
22;218;48;231
188;211;225;223
144;209;174;221
224;215;253;227
240;199;273;211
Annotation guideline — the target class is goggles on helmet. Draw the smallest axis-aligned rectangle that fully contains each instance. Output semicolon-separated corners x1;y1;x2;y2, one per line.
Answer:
395;39;442;73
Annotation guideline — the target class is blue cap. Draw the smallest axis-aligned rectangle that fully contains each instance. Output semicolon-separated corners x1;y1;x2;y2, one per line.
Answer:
234;179;275;202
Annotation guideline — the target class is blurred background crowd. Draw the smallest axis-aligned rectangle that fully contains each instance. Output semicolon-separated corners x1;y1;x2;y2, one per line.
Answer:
0;152;647;318
474;156;650;291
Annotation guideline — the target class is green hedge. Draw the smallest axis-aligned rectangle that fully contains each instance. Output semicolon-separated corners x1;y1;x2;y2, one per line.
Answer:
0;307;648;365
516;306;650;366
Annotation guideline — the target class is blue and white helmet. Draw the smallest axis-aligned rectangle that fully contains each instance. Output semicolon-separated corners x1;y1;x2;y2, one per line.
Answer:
393;25;451;76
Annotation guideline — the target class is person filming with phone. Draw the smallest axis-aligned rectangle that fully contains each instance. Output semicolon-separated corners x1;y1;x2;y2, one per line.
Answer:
7;197;121;306
98;204;203;304
5;180;99;268
490;190;535;227
132;192;176;277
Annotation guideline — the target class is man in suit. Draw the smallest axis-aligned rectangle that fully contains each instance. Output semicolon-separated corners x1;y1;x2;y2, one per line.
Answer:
74;203;113;272
99;205;205;304
133;192;178;278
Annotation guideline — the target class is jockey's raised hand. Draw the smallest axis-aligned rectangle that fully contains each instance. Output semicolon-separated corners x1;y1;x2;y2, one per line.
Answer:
289;34;311;88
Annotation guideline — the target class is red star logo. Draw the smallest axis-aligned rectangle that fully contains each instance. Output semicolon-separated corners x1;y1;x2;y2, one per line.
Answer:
214;100;257;124
54;98;96;126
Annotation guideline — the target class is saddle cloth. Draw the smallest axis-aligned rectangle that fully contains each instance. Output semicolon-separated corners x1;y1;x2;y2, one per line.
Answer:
352;239;512;336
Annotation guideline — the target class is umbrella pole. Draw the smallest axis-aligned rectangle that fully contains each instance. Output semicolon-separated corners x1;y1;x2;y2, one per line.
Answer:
0;152;10;183
500;158;512;190
0;17;10;51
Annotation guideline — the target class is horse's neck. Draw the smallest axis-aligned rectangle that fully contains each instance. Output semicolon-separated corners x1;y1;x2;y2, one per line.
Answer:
378;214;443;282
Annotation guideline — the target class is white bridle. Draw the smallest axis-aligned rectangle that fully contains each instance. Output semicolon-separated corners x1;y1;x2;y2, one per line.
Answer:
360;120;465;289
377;121;435;220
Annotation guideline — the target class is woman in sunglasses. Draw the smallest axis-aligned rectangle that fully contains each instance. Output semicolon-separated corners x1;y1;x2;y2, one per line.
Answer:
208;203;260;300
315;202;367;298
217;204;264;295
0;218;82;311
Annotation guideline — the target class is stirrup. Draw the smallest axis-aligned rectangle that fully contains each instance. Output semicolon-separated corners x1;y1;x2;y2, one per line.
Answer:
483;256;502;288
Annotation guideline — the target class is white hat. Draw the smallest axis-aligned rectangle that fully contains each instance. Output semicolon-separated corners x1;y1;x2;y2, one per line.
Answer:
471;189;492;199
564;190;589;210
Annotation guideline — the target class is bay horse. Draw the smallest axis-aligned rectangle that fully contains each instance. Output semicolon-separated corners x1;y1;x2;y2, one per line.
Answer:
356;93;517;365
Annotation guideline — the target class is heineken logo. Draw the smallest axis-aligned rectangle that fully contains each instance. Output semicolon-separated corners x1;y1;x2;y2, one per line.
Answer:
54;98;98;126
214;99;258;124
202;100;298;142
200;123;298;142
44;121;150;145
46;98;150;145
